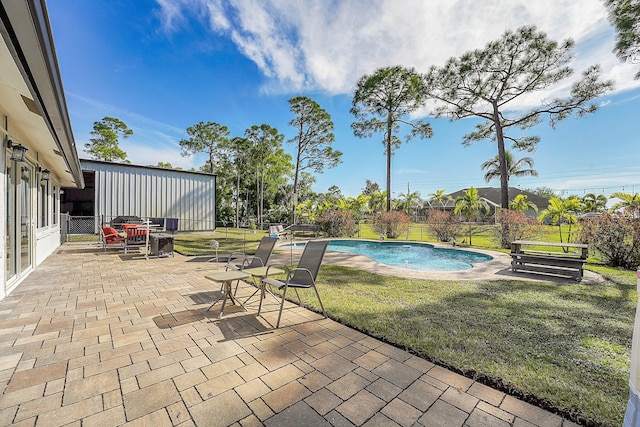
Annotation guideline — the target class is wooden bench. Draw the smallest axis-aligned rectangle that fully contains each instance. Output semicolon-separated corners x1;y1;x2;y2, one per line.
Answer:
510;240;588;282
290;224;320;238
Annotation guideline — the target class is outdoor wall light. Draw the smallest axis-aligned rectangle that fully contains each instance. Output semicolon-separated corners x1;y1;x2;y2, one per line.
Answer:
7;140;28;162
40;168;50;181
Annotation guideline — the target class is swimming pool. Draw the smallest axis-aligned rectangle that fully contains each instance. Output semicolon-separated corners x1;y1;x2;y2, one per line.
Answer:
284;240;492;271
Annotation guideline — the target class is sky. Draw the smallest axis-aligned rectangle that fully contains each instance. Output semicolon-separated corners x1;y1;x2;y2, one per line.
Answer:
46;0;640;202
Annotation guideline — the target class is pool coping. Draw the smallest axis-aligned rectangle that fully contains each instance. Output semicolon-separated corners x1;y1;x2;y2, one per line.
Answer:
274;238;604;284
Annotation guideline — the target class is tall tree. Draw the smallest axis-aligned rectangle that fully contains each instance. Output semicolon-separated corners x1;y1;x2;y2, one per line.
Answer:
179;121;230;174
85;116;132;162
606;0;640;78
351;66;433;212
481;150;538;185
424;25;613;209
245;124;287;226
288;96;342;224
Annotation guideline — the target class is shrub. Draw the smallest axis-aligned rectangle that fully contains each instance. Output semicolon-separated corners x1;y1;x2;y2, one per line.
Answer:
317;210;357;237
579;212;640;269
494;209;543;249
426;210;461;242
371;211;411;238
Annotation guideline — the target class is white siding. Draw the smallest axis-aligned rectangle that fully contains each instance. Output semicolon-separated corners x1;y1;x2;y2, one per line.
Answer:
82;161;216;231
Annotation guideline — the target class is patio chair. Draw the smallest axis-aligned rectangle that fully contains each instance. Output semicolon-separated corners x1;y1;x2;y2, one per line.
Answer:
225;236;278;295
100;226;125;250
226;236;278;271
261;239;329;328
124;226;147;254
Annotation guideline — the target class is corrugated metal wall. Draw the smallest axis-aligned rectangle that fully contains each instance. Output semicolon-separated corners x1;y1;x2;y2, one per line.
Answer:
82;160;216;231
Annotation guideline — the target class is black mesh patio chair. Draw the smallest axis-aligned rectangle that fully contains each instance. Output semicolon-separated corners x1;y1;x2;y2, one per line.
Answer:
261;240;329;328
224;236;278;295
225;236;278;271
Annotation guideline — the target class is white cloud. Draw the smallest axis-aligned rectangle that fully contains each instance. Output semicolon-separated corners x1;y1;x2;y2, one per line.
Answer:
156;0;640;100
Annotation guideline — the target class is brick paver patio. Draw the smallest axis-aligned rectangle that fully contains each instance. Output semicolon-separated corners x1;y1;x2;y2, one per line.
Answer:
0;242;580;426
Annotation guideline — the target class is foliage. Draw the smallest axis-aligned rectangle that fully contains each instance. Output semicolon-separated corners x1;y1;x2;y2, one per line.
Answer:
245;124;291;226
426;210;461;242
454;187;490;245
344;194;371;222
317;210;357;238
610;191;640;217
525;186;557;199
428;189;452;209
85;116;132;162
605;0;640;79
351;66;433;211
481;150;537;184
509;194;538;213
494;208;542;248
580;212;640;269
581;193;608;213
288;96;342;223
425;25;613;209
361;180;381;196
180;121;230;173
538;197;581;247
397;189;421;218
370;211;411;238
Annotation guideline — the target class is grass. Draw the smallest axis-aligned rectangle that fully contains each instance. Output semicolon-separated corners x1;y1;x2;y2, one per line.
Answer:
74;225;635;425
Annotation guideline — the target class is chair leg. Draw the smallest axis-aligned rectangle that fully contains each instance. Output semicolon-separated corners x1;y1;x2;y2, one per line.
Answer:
312;285;327;318
276;284;289;328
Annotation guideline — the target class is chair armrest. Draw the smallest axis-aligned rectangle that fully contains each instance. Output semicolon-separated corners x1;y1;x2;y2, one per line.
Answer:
266;264;290;276
225;251;247;270
242;256;264;268
288;267;313;282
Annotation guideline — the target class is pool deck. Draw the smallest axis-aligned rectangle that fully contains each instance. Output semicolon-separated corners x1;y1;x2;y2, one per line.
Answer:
274;240;603;284
0;241;589;426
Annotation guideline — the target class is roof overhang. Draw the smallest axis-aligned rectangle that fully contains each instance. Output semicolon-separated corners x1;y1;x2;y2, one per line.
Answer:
0;0;83;188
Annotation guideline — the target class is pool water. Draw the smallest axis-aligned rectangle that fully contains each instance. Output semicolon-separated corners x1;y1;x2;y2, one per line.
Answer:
284;240;492;271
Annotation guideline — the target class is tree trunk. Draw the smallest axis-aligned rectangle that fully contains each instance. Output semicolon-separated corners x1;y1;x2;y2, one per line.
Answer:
386;116;392;213
492;102;509;209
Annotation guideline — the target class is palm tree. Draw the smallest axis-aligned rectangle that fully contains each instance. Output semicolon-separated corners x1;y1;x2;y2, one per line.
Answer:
580;193;607;213
538;197;581;248
368;191;386;214
454;187;489;245
398;190;421;218
429;189;452;210
610;192;640;217
346;194;372;221
481;150;538;185
509;194;538;213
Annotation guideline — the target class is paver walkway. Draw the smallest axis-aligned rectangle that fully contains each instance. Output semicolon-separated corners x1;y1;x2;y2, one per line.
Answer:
0;242;580;426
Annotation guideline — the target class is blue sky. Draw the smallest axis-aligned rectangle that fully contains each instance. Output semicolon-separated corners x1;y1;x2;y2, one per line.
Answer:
47;0;640;200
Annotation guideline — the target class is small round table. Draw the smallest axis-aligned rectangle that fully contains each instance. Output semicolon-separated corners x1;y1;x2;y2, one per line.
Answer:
204;270;251;318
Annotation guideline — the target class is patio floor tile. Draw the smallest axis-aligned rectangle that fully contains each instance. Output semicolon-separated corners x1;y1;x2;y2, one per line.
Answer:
0;243;582;426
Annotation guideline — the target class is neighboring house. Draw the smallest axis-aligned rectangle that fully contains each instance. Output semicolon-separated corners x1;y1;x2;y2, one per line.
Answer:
0;1;84;298
430;187;549;218
61;159;217;232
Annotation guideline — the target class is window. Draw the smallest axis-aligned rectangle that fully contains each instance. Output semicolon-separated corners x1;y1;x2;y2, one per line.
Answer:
38;177;49;228
53;185;59;225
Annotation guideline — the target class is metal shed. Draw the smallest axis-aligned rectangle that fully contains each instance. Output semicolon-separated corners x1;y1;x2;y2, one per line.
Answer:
62;159;216;232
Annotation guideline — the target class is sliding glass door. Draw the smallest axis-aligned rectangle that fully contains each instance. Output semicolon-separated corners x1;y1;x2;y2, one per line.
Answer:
5;156;33;286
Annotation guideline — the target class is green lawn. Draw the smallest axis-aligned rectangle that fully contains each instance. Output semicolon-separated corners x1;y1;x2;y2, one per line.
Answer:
78;225;635;426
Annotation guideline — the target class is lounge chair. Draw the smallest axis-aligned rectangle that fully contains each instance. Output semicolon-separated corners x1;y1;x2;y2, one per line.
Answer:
100;226;125;250
261;240;329;328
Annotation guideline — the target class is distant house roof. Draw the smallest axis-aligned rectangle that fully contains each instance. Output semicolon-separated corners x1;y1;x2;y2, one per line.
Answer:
433;187;550;210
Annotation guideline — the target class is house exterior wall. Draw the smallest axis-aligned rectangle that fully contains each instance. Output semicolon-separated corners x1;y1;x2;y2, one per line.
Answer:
82;160;216;231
